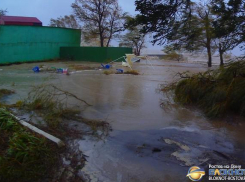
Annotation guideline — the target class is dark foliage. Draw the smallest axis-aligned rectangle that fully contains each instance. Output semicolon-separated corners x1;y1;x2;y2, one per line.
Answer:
162;60;245;118
134;0;191;45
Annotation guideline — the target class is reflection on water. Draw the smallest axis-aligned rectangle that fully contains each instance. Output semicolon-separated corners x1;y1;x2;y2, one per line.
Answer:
1;60;245;181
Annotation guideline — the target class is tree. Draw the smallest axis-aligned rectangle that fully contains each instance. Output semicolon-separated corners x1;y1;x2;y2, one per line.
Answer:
214;35;239;66
119;27;146;56
135;0;227;67
211;0;245;63
212;19;238;66
72;0;125;47
119;16;147;56
211;0;245;43
49;15;80;29
134;0;191;45
0;9;7;16
194;2;215;67
134;0;217;65
150;1;217;66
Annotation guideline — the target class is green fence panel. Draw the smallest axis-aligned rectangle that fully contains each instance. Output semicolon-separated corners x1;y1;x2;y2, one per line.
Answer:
60;47;133;63
0;25;81;64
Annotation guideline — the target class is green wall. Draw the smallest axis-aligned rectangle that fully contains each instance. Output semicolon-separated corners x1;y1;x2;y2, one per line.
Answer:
60;47;133;63
0;25;81;64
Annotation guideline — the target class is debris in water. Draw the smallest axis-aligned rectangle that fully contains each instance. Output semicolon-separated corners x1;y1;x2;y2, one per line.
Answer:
32;66;40;73
163;138;191;152
0;89;15;99
116;69;124;74
101;63;112;69
171;151;194;166
152;148;162;153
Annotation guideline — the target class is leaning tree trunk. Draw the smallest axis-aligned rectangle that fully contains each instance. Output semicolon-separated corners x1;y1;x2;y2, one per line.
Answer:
99;27;104;47
134;43;140;56
207;41;212;67
137;50;141;56
219;43;224;66
100;36;104;47
136;47;140;56
205;12;212;67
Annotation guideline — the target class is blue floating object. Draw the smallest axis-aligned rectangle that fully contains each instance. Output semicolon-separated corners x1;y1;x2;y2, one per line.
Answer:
57;68;63;73
101;64;111;69
105;64;111;69
32;66;40;73
116;69;124;73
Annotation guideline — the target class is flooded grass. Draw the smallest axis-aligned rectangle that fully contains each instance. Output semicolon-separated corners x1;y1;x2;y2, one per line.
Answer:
81;118;111;137
162;60;245;118
18;84;110;137
22;85;81;128
0;89;15;99
68;64;95;71
105;70;140;75
0;108;59;182
0;84;109;181
103;70;114;75
124;70;140;75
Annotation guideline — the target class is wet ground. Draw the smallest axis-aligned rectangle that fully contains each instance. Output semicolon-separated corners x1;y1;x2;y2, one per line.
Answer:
1;60;245;182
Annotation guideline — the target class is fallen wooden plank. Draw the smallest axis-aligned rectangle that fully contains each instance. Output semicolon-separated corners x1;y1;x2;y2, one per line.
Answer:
10;113;65;147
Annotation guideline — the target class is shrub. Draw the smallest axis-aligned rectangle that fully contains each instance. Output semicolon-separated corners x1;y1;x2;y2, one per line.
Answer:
0;109;58;182
162;60;245;118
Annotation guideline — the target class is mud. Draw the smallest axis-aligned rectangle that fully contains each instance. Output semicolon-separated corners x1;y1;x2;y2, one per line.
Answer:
1;60;245;182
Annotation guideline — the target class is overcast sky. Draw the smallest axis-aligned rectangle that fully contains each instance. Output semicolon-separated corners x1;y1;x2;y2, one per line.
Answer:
1;0;136;26
1;0;242;55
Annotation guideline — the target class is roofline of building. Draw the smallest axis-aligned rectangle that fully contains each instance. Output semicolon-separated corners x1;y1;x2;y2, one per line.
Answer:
0;24;81;31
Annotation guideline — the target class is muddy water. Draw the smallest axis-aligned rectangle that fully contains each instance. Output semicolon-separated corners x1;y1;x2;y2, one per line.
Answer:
1;60;245;182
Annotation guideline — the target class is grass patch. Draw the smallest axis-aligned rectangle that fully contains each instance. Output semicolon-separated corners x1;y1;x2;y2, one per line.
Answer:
124;70;140;75
162;60;245;118
103;70;114;75
0;108;59;182
82;118;111;137
105;70;140;75
68;64;94;71
0;89;15;99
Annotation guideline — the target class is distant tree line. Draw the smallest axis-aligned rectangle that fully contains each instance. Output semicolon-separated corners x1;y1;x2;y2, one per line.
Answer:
0;9;7;16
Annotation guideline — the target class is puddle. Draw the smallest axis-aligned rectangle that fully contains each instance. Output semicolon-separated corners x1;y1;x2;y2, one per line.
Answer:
1;60;245;181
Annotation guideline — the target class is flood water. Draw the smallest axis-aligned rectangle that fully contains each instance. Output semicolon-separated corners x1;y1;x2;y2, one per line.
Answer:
1;60;245;182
